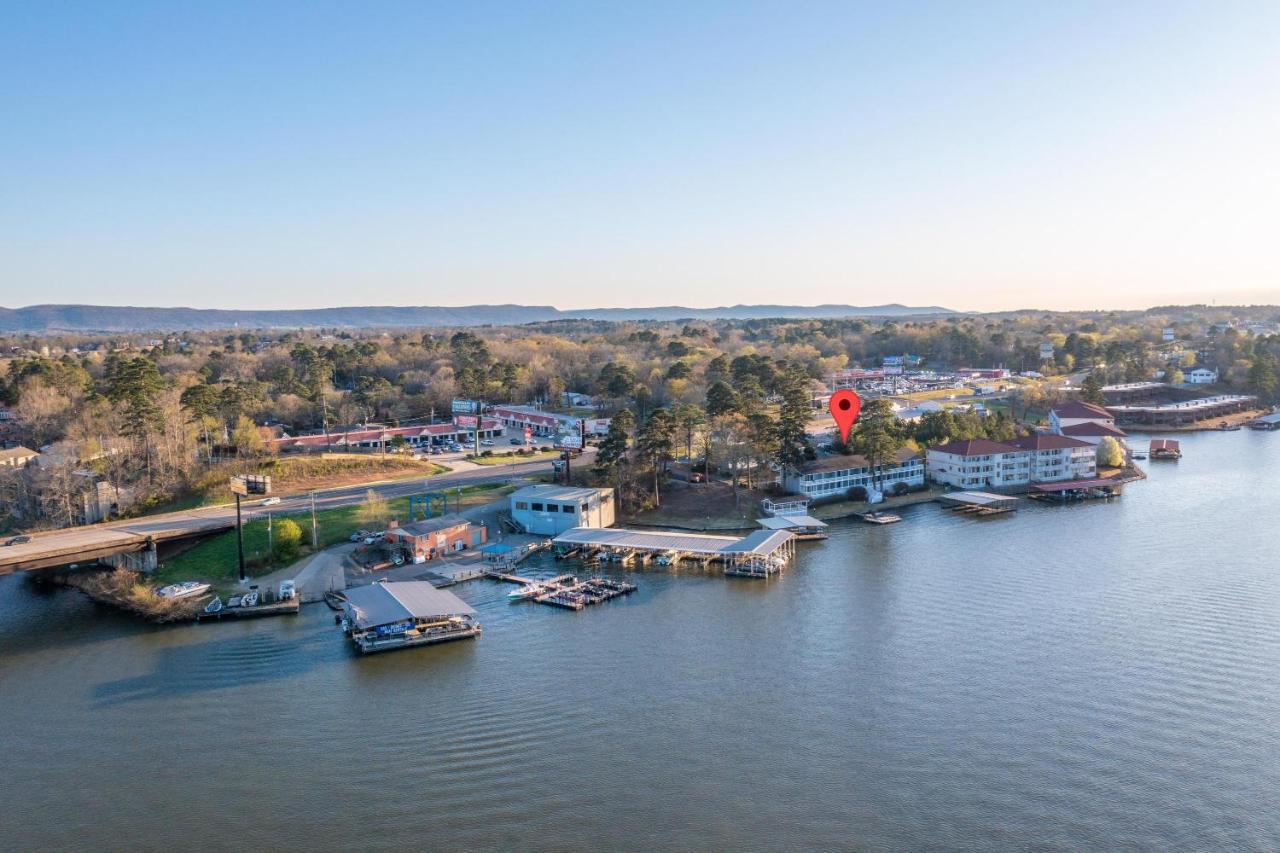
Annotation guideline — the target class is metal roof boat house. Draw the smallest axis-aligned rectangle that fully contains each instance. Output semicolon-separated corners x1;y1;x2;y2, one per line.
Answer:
341;581;480;654
551;527;796;578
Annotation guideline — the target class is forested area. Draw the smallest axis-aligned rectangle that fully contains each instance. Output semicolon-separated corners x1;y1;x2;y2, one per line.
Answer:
2;306;1279;527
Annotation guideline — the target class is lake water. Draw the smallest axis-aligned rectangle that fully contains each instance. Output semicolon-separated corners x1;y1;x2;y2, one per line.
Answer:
3;431;1279;851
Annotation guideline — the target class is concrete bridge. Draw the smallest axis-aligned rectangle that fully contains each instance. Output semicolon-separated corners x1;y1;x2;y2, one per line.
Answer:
0;451;593;576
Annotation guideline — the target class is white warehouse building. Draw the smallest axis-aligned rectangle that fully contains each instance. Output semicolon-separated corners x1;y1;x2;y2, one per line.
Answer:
509;485;616;535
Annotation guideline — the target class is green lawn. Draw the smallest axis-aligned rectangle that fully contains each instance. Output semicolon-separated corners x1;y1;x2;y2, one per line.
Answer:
467;450;561;466
153;482;513;588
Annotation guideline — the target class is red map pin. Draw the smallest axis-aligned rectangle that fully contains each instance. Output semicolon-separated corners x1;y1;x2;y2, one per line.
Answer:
829;389;861;444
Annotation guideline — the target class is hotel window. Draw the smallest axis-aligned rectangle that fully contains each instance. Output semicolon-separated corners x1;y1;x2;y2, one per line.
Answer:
531;502;544;511
515;502;528;510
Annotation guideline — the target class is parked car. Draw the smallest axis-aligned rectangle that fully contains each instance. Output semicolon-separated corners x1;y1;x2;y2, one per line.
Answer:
509;438;522;445
260;496;281;506
350;529;371;542
4;535;31;546
481;439;495;446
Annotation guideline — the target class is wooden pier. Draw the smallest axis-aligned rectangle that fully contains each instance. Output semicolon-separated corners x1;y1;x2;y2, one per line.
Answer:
529;577;637;611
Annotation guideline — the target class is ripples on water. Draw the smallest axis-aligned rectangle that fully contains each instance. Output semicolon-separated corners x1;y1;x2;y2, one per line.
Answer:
2;431;1280;850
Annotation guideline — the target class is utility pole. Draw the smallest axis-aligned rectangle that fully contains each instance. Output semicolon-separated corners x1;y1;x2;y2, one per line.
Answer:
235;493;246;582
267;512;273;554
310;491;318;548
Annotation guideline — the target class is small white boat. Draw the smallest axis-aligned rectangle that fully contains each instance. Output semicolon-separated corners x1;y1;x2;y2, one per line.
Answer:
507;583;545;601
204;596;223;614
155;581;212;599
242;590;259;607
862;512;902;525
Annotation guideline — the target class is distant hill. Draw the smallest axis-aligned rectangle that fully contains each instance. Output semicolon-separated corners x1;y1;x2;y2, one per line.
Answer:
0;302;954;333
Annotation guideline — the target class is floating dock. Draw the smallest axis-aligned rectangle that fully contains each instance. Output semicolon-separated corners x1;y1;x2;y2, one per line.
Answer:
552;527;796;578
938;491;1018;516
530;576;637;610
197;597;300;622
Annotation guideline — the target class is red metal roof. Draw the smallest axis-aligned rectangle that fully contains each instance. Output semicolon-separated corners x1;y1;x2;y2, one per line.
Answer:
929;438;1020;456
1051;401;1114;420
1149;439;1181;451
1007;433;1095;451
1060;422;1127;437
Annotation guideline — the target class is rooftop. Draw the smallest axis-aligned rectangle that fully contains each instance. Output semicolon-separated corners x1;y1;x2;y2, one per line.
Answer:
1060;422;1129;438
1007;433;1095;451
397;513;471;536
1051;401;1114;420
799;447;918;473
929;438;1019;456
510;484;612;502
0;445;38;461
553;527;740;556
342;581;476;629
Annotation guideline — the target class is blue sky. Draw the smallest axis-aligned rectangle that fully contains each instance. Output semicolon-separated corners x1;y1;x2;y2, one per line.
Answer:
2;1;1278;311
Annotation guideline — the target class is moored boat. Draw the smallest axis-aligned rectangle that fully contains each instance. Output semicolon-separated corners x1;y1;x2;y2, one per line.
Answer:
155;581;212;599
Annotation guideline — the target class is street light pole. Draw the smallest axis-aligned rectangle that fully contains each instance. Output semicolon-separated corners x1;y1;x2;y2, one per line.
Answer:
310;491;318;549
235;493;246;582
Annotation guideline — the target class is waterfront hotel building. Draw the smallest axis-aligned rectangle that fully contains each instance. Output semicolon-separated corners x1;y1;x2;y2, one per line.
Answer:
780;449;925;500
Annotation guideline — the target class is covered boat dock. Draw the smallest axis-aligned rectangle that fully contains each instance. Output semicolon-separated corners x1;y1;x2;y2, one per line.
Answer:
552;527;796;577
341;581;480;654
1028;477;1123;502
1109;394;1257;427
938;491;1018;515
756;514;829;539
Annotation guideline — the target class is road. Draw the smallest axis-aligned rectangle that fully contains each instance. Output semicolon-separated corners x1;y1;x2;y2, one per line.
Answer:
0;450;594;574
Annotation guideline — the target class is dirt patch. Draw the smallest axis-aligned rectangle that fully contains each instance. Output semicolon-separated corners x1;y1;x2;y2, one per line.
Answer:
625;481;766;531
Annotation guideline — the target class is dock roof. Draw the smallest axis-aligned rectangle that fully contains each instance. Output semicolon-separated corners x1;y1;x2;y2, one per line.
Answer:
554;527;740;556
343;581;475;629
756;515;828;531
397;514;470;536
719;529;794;556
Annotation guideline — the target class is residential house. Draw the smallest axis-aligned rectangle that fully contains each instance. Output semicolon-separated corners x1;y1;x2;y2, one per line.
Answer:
0;446;39;469
1184;366;1218;385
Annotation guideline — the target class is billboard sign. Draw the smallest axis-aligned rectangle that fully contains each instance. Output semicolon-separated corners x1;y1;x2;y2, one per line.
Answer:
453;415;478;428
451;399;480;414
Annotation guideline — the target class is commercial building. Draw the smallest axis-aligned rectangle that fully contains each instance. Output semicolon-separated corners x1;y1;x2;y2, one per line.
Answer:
509;485;615;535
383;514;486;562
273;420;503;453
779;449;924;500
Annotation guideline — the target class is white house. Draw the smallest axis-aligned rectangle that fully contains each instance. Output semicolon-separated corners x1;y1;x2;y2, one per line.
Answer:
509;485;615;535
1184;366;1218;385
780;449;924;500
